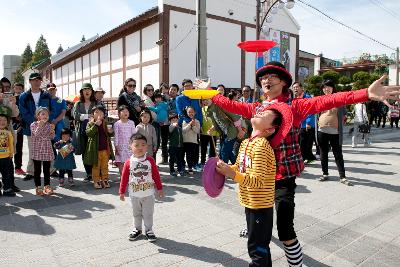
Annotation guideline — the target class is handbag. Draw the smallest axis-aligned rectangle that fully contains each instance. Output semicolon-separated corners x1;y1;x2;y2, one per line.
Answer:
358;104;371;134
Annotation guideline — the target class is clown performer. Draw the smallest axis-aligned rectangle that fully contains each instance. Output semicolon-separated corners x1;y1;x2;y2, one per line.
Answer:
194;61;400;267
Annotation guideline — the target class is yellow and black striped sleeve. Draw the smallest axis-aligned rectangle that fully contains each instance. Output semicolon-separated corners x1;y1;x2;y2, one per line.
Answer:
234;138;275;189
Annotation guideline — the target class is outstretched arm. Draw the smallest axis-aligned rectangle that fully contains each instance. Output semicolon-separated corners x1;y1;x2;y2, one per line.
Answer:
211;94;258;119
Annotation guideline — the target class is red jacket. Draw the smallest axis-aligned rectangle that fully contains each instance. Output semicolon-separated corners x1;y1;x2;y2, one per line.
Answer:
212;89;368;180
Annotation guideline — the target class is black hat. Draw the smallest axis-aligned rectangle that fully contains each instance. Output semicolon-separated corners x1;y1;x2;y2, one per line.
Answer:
29;73;42;80
255;61;292;88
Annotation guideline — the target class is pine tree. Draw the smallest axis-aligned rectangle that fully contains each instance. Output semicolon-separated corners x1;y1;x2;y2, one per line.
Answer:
13;69;24;84
56;44;64;54
31;34;52;65
81;35;86;42
20;44;33;70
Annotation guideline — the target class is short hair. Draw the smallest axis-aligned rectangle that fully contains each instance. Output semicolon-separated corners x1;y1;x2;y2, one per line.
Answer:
0;114;10;123
13;82;24;87
217;84;225;89
0;77;11;85
129;133;147;144
321;79;336;92
169;113;178;121
91;105;106;114
169;84;179;90
242;85;251;91
143;84;154;95
153;92;162;99
159;82;169;89
61;128;72;136
267;109;283;141
182;79;193;86
292;81;302;87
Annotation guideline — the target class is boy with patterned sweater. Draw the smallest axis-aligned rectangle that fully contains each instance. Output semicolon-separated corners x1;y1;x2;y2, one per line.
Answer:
216;102;293;267
119;133;164;242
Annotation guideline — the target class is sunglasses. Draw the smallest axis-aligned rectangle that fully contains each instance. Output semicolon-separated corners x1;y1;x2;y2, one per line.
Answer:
127;84;136;88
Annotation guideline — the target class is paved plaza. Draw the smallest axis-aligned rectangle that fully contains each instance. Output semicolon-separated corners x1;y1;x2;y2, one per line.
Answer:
1;127;399;267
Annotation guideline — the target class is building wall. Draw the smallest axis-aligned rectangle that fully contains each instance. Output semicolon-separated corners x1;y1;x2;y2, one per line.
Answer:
162;0;256;25
52;22;160;99
2;55;21;82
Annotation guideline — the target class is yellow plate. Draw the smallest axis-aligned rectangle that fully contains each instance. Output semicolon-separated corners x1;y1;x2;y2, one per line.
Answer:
182;89;219;99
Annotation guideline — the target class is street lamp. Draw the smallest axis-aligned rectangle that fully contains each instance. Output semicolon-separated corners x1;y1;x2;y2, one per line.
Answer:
257;0;295;38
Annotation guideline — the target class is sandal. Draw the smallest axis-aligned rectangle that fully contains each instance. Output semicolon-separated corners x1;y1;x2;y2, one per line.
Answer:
43;186;54;195
36;187;44;196
94;182;103;189
103;180;110;188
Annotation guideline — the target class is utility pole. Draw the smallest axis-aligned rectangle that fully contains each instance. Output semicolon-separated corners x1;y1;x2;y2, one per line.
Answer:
396;47;399;86
196;0;208;80
256;0;261;40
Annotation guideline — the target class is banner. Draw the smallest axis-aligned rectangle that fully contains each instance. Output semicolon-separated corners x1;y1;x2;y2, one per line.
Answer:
280;31;290;70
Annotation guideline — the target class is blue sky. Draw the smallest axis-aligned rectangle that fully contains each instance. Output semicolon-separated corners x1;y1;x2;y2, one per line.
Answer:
1;0;399;67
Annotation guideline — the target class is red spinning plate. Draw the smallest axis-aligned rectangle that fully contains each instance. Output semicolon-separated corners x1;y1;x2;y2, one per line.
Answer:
237;40;276;52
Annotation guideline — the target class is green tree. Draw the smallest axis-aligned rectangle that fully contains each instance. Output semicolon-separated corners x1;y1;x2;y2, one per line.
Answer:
20;44;33;70
321;70;341;84
56;44;64;54
304;75;323;96
338;76;352;92
352;71;371;90
13;69;24;84
31;35;52;65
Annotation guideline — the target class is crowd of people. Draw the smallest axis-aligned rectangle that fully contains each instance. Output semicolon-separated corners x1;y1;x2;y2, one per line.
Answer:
0;62;398;266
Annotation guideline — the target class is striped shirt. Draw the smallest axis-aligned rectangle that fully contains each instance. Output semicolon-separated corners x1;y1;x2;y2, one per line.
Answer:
231;137;276;209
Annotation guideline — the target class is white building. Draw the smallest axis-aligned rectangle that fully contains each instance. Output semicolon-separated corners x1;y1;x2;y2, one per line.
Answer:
2;55;21;82
50;0;300;99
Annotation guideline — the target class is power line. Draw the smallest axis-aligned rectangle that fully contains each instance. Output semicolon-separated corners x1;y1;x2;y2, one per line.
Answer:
368;0;400;23
297;0;396;51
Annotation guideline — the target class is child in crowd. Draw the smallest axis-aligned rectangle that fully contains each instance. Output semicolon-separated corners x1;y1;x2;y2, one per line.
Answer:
148;92;169;164
30;107;55;196
119;133;164;242
114;105;137;175
54;128;76;187
84;105;114;189
0;107;19;197
216;102;292;267
168;113;184;176
389;101;399;128
182;106;200;174
135;110;157;158
168;84;179;115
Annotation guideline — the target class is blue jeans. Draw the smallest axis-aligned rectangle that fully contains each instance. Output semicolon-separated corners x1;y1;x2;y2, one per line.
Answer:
220;136;237;164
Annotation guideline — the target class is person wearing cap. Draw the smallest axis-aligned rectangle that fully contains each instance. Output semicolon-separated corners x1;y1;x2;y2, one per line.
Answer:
207;61;400;267
216;102;293;267
47;83;66;142
19;72;54;181
94;87;108;118
72;83;97;182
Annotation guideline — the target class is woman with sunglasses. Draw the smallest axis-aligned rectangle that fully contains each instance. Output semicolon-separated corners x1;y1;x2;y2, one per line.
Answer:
117;78;142;126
